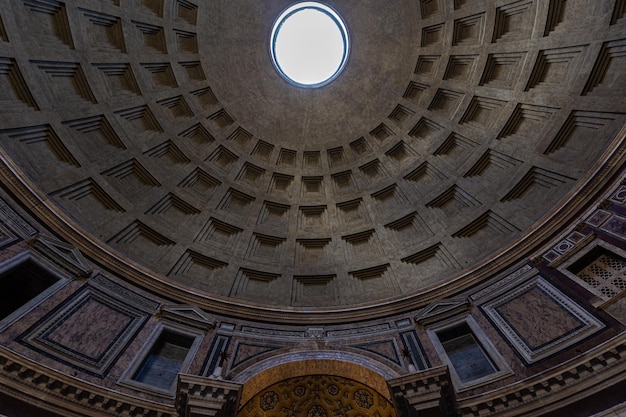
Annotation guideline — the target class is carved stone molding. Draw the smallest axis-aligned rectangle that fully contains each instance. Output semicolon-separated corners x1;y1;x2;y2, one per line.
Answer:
388;335;626;417
0;195;37;238
160;304;217;331
29;234;92;279
387;365;456;416
415;298;470;326
457;336;626;416
175;374;242;417
0;347;175;417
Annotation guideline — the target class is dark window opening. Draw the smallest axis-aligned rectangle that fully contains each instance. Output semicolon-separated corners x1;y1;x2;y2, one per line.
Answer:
0;260;59;321
437;323;497;383
133;331;194;390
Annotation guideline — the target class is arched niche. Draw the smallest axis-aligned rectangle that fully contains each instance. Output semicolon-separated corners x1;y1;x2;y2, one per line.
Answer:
230;351;400;408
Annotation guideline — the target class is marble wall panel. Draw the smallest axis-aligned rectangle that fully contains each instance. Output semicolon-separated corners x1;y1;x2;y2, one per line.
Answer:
482;276;605;363
19;281;151;375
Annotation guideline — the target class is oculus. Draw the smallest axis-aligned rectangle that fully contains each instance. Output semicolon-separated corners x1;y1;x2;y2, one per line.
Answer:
270;2;349;87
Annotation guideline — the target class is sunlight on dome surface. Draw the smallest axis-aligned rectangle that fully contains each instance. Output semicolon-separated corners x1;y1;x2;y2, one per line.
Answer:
271;2;349;87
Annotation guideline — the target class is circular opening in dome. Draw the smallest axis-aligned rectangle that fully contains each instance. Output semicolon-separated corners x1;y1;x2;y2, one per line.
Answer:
270;2;349;88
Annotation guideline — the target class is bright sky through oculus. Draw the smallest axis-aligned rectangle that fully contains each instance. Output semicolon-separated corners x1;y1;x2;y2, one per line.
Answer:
271;2;349;87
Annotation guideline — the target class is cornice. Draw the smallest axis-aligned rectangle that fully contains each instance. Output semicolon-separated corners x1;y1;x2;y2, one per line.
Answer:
385;335;626;417
2;332;625;417
456;334;626;417
0;347;175;417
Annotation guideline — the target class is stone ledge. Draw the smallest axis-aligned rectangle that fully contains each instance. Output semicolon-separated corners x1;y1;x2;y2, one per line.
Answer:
0;347;175;417
457;335;626;417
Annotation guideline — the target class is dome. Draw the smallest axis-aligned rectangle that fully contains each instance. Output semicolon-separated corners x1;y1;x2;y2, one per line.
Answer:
0;1;625;416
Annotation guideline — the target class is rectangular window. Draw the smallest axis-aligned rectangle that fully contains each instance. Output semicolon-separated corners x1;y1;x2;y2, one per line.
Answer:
437;323;497;383
132;331;194;390
0;260;59;321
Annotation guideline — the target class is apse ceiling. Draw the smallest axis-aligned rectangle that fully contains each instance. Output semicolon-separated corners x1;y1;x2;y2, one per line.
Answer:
236;375;396;417
0;0;624;309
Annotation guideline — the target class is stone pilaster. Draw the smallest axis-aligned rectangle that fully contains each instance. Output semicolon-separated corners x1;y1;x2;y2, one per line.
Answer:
387;365;457;417
176;374;242;417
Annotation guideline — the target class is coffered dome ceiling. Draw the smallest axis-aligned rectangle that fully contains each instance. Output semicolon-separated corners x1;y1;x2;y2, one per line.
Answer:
0;0;624;313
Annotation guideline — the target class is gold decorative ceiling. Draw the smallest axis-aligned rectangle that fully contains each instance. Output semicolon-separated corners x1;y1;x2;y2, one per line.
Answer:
237;375;396;417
